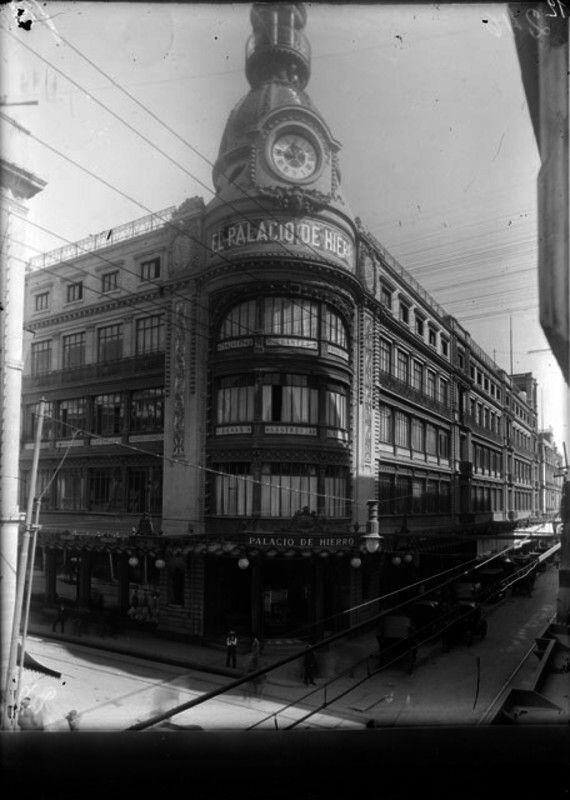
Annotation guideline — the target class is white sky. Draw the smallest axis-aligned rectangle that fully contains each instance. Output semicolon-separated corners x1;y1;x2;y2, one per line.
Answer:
1;1;566;448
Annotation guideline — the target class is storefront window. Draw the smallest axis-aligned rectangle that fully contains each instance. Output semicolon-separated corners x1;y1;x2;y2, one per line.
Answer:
260;463;317;517
217;375;255;423
378;474;395;514
324;466;348;517
261;374;318;424
131;387;164;432
323;307;347;349
324;384;348;429
214;463;253;516
94;393;124;435
59;398;87;438
263;297;318;338
56;470;85;510
89;467;124;511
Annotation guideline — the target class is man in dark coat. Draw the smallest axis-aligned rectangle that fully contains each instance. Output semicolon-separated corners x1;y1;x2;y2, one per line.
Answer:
225;630;238;668
303;644;317;686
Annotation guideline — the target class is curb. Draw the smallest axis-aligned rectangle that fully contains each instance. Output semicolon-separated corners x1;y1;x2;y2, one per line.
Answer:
27;626;237;679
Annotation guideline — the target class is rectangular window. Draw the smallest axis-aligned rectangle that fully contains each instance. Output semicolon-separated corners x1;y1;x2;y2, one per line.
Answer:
378;474;394;514
441;338;449;357
34;292;49;311
140;257;160;281
217;376;255;424
62;331;86;369
102;271;119;293
97;323;123;362
440;482;450;512
411;418;424;451
89;467;124;511
396;351;409;383
380;286;392;310
66;281;83;303
378;403;393;443
59;398;87;438
324;466;348;518
56;470;85;510
131;387;164;432
428;328;437;347
25;401;55;440
395;476;412;514
136;315;165;354
412;479;424;513
94;393;124;435
325;384;348;430
214;463;253;516
323;308;347;349
415;316;424;337
379;339;392;374
426;479;438;512
412;361;423;391
438;378;449;406
260;463;317;517
127;466;162;514
399;302;410;324
394;411;410;447
438;430;450;459
30;340;52;376
426;424;437;455
426;370;436;400
458;350;464;369
261;374;318;425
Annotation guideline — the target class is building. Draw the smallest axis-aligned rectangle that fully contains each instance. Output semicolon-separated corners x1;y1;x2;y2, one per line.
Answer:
537;429;564;516
20;3;560;642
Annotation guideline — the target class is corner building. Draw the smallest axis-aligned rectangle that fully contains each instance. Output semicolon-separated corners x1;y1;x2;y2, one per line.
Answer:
22;4;552;642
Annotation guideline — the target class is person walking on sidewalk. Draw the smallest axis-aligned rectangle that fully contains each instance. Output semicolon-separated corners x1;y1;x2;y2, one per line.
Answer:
303;644;317;686
52;602;68;634
225;629;238;668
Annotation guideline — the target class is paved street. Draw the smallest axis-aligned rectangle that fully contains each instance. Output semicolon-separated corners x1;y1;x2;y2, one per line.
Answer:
19;564;560;731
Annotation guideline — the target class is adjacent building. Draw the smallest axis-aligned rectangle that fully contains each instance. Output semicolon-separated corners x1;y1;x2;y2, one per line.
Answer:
21;3;562;642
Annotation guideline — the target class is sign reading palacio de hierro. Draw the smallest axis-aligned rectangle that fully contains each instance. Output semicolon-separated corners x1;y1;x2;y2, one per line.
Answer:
210;217;354;268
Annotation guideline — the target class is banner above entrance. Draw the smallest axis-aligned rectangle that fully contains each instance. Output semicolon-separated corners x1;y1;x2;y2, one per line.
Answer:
209;216;355;270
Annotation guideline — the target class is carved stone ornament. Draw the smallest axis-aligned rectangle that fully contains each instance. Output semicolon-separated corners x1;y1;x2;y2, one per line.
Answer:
172;301;187;457
258;185;331;216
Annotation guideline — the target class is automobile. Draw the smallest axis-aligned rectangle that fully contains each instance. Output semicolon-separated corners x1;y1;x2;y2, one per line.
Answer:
441;601;488;651
376;613;417;674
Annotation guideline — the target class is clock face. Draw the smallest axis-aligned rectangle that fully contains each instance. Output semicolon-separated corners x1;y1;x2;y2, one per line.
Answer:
271;133;318;181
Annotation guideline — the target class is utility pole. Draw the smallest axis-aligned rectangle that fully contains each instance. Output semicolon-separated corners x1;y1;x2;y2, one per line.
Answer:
0;153;46;709
2;398;44;730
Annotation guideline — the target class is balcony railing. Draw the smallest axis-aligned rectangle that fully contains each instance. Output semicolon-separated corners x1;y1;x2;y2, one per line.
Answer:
463;414;504;445
378;368;452;418
23;352;165;390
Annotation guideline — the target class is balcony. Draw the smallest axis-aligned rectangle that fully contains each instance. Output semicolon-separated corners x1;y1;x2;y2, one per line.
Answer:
23;352;165;391
378;368;452;418
463;414;504;445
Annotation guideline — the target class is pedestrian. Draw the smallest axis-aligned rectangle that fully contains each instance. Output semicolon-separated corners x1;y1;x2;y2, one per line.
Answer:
140;593;151;622
52;601;67;633
250;634;261;659
17;696;44;731
225;629;238;668
65;709;80;731
303;644;317;686
127;588;140;619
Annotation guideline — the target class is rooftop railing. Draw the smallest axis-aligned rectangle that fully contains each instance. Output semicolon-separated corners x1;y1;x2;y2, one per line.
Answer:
28;207;176;271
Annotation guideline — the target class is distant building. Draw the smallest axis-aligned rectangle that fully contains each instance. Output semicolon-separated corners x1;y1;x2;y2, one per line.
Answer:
537;429;564;516
20;3;560;641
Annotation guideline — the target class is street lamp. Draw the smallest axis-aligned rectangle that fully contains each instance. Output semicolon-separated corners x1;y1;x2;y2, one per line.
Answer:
362;499;383;554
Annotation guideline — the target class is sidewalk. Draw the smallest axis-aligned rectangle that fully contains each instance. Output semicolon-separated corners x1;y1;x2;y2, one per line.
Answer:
26;606;382;689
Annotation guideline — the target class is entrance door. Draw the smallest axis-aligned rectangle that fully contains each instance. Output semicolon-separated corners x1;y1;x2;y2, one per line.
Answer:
260;560;310;638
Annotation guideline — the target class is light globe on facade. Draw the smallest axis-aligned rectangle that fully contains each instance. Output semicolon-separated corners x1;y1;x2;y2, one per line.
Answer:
238;557;250;570
403;553;413;564
128;556;139;567
350;556;362;569
392;555;402;567
155;558;166;569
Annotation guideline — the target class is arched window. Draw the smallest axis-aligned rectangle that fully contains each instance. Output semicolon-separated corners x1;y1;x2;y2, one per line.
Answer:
219;300;257;340
262;297;318;338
